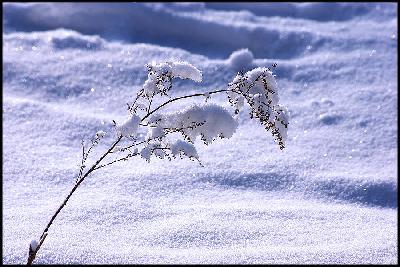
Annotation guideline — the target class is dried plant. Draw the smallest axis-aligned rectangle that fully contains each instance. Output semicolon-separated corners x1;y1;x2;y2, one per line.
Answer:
27;61;289;264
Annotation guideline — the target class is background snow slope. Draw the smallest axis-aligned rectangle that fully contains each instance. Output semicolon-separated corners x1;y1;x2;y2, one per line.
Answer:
3;2;398;264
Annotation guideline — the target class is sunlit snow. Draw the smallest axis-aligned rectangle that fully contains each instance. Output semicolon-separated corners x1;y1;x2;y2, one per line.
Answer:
3;2;397;264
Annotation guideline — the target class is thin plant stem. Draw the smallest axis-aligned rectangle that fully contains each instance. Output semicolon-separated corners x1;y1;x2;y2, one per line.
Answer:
28;87;240;265
94;152;139;171
27;135;123;265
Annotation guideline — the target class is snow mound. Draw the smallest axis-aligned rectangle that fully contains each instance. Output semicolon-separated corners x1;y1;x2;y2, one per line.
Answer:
6;3;394;58
227;48;254;71
204;2;391;21
318;112;343;125
51;30;105;50
3;29;105;51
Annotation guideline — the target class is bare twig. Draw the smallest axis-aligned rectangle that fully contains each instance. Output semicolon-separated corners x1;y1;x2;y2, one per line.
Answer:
93;151;139;171
76;140;86;183
128;89;144;114
147;97;153;113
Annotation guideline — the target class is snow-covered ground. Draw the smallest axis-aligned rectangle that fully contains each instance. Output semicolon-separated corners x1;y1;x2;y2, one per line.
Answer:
3;2;398;264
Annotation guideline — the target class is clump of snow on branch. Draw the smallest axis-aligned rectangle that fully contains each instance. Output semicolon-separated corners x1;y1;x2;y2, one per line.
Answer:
116;114;141;137
170;61;202;82
143;61;202;97
29;240;38;252
139;141;168;162
95;130;106;138
146;125;165;141
171;139;199;159
227;67;289;149
115;61;287;164
148;103;238;144
140;146;152;161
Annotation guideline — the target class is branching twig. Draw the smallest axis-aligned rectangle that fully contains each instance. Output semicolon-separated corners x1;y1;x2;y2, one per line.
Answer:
28;89;237;264
93;151;139;171
128;89;144;114
27;61;287;265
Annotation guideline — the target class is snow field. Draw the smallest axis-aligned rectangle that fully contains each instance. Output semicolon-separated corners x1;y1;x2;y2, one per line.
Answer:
3;2;397;264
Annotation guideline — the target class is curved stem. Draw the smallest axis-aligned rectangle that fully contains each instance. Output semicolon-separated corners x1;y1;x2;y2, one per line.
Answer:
28;87;239;265
27;135;123;265
141;89;233;122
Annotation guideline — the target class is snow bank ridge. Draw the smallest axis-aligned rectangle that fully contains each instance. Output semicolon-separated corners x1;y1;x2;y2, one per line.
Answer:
6;3;393;58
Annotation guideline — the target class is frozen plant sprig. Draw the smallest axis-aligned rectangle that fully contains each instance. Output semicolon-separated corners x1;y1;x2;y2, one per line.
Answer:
226;67;289;149
27;61;289;265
